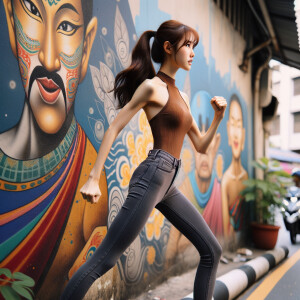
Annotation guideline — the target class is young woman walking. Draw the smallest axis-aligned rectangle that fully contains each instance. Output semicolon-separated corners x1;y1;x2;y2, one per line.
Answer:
61;20;227;300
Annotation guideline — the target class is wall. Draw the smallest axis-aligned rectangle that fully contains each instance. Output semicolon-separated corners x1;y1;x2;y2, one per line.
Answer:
0;0;253;299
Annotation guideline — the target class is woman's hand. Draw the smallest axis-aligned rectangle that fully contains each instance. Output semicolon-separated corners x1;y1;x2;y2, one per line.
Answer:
210;96;227;119
80;176;102;204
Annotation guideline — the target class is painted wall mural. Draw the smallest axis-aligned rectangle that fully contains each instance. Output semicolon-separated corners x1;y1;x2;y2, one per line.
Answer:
0;0;251;299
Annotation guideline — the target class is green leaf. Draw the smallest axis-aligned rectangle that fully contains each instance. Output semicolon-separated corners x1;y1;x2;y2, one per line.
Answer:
243;179;257;187
244;193;256;202
260;157;269;166
256;181;268;194
11;284;33;300
12;273;35;287
0;269;12;279
240;186;255;196
0;286;21;300
252;160;267;170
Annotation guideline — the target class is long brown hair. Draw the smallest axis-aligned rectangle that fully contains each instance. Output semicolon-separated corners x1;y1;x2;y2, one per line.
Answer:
114;20;199;108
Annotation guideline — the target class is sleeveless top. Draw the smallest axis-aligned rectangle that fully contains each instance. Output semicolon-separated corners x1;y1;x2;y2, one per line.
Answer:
149;71;193;159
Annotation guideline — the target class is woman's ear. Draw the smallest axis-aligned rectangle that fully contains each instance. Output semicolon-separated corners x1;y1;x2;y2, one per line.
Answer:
163;41;172;55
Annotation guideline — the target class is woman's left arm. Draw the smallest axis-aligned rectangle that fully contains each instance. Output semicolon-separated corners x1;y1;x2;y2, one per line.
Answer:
187;96;227;153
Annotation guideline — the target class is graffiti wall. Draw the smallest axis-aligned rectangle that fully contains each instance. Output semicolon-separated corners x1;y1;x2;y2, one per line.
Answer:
0;0;252;299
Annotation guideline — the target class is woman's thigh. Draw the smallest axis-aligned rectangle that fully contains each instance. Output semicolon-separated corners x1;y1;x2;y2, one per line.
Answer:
156;187;221;253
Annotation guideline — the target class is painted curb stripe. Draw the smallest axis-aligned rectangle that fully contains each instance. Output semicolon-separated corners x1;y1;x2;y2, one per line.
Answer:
238;265;256;287
247;248;300;300
217;269;248;299
214;280;229;300
182;247;289;300
182;292;193;300
246;256;270;280
262;253;276;269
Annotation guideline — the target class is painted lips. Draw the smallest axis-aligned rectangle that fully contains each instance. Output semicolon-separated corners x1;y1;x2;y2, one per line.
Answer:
37;77;61;104
200;161;209;169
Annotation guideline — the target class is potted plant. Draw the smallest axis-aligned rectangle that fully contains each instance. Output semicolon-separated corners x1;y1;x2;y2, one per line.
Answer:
240;157;291;249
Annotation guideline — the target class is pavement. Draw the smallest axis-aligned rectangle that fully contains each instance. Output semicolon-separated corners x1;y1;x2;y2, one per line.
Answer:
132;212;300;300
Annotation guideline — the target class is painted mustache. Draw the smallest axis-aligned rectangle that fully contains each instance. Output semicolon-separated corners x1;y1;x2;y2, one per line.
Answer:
28;66;67;109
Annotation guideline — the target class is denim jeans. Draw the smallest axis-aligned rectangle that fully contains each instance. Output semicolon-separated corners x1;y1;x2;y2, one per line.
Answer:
61;149;222;300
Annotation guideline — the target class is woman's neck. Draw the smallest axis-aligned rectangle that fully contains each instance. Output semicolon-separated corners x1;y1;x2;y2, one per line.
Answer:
159;63;178;79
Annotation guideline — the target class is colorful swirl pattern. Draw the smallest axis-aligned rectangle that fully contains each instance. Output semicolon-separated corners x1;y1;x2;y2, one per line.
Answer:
60;43;83;69
14;11;40;55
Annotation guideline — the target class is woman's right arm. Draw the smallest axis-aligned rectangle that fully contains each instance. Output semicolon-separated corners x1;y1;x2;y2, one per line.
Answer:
80;79;154;203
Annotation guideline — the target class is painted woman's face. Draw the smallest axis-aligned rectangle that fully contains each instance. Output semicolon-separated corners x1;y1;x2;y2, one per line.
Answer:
12;0;85;134
227;100;245;159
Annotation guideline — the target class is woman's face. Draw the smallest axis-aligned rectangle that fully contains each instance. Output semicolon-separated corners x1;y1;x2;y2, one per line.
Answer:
173;35;195;71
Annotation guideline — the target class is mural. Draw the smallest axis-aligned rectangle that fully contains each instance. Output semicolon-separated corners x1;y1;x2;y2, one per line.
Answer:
0;0;110;299
222;95;248;239
0;0;250;299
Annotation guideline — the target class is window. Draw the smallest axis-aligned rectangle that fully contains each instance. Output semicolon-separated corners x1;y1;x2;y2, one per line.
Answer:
294;112;300;133
293;77;300;96
270;115;280;135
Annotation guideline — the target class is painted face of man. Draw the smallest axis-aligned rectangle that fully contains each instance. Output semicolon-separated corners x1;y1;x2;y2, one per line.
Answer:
227;100;245;160
7;0;92;134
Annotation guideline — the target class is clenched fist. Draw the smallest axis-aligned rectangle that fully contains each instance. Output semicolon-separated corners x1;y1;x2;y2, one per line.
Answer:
210;96;227;119
80;177;102;204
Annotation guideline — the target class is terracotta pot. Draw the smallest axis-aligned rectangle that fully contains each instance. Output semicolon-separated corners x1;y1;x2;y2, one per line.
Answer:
250;222;280;250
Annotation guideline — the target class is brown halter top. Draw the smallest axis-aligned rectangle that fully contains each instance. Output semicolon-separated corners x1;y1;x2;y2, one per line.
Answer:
149;71;193;159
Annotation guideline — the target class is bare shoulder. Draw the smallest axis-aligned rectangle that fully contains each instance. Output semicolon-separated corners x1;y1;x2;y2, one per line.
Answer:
221;169;230;186
131;79;156;105
242;168;248;180
135;78;163;95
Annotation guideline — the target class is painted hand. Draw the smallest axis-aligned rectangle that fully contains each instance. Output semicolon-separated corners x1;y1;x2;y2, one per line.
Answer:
80;177;102;204
210;96;227;119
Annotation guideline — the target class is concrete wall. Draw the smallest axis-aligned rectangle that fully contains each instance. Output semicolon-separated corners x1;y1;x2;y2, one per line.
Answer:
0;0;253;299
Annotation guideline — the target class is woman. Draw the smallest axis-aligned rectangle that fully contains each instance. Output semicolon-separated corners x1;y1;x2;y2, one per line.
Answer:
61;20;227;300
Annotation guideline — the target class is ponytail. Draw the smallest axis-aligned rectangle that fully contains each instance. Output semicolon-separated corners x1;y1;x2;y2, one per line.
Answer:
114;30;156;108
114;20;199;108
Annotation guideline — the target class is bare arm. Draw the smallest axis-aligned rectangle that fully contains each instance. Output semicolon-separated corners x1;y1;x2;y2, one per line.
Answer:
188;96;227;153
80;80;153;203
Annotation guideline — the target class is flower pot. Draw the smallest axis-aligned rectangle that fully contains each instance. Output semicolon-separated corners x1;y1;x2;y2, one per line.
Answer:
250;222;280;250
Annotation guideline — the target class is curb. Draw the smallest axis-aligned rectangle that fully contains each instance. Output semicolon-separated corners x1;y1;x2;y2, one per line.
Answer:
181;246;289;300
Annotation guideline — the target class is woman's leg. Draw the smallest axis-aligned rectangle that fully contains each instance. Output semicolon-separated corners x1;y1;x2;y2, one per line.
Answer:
156;187;222;300
61;159;174;300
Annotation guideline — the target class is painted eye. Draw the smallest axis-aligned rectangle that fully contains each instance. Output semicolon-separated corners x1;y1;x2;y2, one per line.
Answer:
57;21;79;35
59;21;73;32
23;0;41;18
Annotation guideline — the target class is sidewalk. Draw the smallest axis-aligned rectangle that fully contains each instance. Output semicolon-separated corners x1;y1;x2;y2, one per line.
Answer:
132;212;299;300
132;247;266;300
